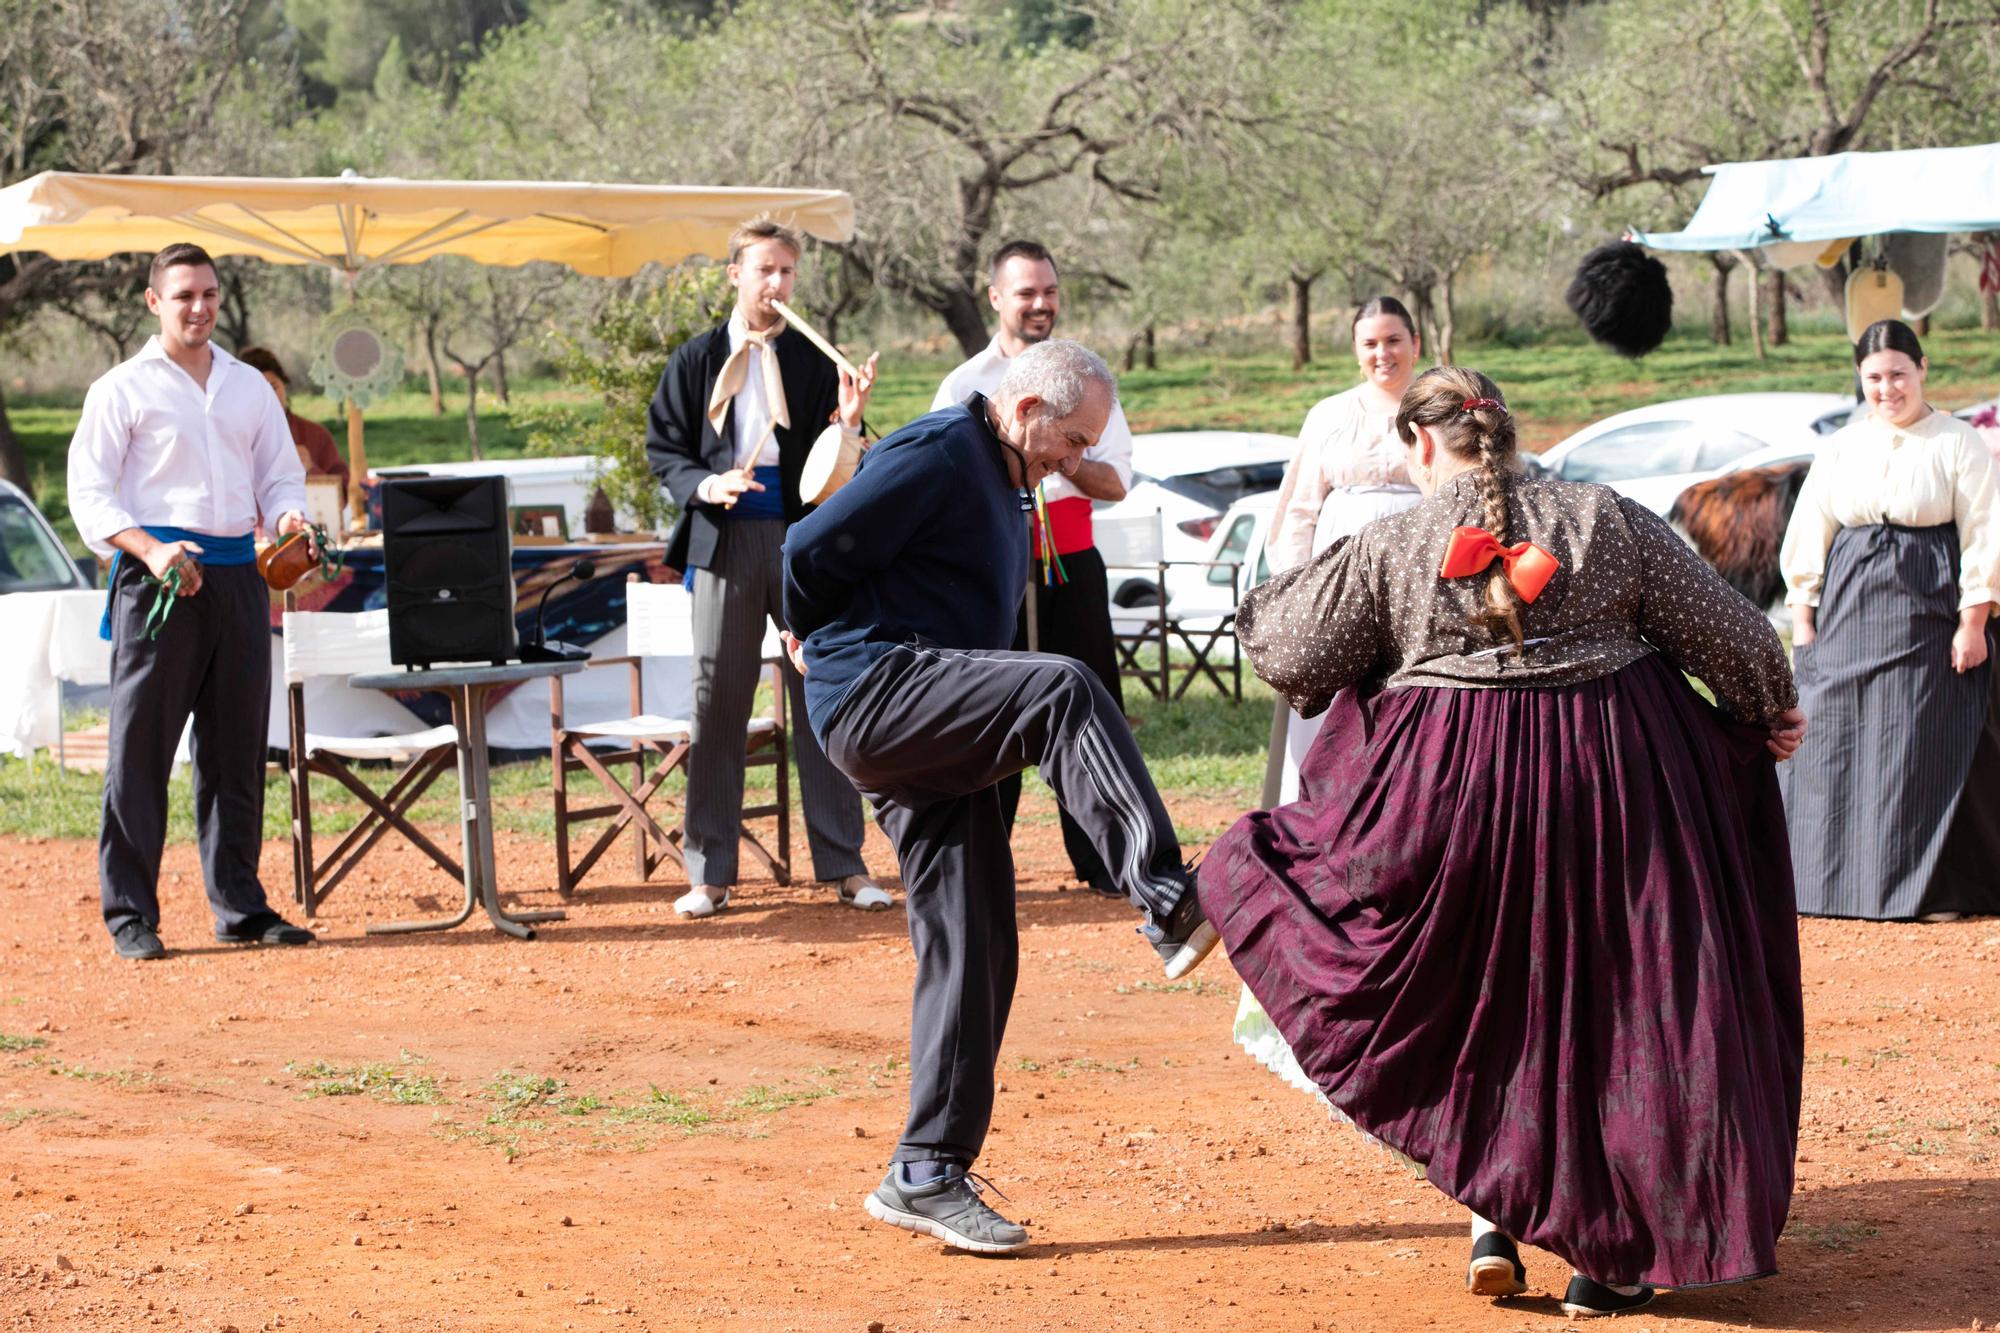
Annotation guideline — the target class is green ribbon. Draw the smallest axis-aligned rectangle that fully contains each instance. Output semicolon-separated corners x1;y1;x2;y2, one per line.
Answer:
138;562;184;642
309;523;346;581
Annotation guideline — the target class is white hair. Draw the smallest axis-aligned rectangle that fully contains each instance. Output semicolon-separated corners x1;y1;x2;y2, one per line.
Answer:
994;338;1117;420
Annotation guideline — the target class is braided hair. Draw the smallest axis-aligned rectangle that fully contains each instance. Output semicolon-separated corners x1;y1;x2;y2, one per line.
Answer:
1394;366;1527;646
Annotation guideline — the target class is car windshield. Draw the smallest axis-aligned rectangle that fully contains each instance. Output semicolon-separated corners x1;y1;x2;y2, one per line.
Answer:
1556;420;1770;483
1153;461;1286;511
0;494;80;593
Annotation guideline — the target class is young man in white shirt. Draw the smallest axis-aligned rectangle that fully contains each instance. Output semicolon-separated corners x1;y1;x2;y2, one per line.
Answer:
645;219;889;918
67;243;317;960
930;241;1135;898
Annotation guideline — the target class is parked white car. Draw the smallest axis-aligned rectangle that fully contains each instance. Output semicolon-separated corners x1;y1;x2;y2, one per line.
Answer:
1161;492;1278;621
1097;430;1293;606
1532;393;1849;515
0;479;91;593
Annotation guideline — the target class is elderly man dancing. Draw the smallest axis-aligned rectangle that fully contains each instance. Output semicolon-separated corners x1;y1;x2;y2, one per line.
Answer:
781;340;1216;1254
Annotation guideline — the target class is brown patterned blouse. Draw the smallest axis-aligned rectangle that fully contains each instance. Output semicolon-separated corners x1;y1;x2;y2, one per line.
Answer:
1238;469;1799;724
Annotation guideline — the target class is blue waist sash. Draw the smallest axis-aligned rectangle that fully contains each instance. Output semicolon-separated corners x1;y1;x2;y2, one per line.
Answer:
727;466;786;520
99;526;256;640
683;467;785;588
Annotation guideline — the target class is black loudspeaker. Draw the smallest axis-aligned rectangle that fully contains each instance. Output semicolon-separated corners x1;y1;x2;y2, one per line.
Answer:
381;475;517;667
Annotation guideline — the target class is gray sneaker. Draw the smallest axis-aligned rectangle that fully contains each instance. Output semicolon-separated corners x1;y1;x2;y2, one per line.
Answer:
1142;886;1219;980
864;1168;1029;1254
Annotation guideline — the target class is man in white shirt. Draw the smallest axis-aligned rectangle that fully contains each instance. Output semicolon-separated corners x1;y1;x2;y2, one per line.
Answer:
67;242;317;960
930;240;1134;897
645;219;888;918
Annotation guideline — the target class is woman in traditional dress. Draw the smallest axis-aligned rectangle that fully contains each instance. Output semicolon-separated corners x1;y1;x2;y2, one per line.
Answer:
1202;366;1807;1317
1234;298;1426;1093
1780;319;2000;922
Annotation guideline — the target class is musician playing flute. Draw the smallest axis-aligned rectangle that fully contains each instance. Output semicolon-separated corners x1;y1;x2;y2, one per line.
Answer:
646;218;890;917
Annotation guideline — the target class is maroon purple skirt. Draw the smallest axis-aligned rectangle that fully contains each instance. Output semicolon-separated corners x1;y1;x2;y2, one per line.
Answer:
1199;653;1802;1289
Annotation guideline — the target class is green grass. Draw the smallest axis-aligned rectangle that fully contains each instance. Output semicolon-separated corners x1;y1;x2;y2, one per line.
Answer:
0;1033;49;1052
21;327;2000;561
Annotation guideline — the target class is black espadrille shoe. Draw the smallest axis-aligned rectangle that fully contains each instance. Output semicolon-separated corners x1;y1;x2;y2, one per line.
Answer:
1561;1274;1656;1317
1465;1232;1528;1298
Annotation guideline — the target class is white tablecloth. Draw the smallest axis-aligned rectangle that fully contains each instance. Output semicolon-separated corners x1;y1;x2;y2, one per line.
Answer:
0;590;112;759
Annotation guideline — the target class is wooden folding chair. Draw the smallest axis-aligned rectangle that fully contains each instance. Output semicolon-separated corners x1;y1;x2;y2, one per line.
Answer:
282;596;464;918
549;579;791;897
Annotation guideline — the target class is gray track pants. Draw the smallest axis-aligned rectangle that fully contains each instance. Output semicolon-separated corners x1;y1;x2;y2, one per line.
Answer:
819;643;1190;1167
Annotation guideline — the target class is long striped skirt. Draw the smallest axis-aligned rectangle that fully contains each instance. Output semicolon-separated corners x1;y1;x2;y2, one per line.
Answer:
1781;522;2000;919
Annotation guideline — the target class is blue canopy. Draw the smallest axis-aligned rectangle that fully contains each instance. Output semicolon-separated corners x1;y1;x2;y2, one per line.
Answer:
1630;142;2000;253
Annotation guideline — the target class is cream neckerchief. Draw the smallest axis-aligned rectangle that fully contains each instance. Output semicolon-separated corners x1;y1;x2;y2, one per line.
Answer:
706;315;790;459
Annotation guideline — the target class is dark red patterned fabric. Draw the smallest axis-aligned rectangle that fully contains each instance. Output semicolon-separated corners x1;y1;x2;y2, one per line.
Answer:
1199;655;1802;1288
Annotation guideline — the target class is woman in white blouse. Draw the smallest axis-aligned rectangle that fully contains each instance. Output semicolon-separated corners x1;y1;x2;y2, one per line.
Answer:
1235;297;1425;1108
1779;319;2000;921
1265;296;1425;796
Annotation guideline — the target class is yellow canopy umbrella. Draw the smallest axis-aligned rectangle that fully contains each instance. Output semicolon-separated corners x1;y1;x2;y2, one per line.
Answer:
0;170;856;519
0;170;855;276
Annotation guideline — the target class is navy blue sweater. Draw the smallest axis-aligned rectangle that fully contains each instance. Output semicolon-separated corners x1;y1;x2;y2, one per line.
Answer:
783;398;1029;741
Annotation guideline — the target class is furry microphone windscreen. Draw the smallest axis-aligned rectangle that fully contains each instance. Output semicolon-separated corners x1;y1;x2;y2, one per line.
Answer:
1567;241;1674;359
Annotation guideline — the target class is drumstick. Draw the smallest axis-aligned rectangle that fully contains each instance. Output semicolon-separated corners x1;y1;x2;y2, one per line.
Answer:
771;299;864;381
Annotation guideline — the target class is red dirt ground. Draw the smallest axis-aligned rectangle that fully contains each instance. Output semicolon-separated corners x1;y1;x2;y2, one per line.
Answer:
2;808;1997;1333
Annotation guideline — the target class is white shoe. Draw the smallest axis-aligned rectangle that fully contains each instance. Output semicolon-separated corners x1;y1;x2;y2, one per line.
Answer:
831;874;894;912
674;884;730;919
1918;911;1963;923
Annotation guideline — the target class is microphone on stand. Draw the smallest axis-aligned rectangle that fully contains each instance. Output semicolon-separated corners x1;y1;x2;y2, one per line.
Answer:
520;558;596;663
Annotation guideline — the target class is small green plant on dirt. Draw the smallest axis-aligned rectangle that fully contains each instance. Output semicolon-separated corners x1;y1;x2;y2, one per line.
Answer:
28;1056;155;1085
430;1114;522;1162
601;1085;713;1130
285;1059;444;1104
731;1082;837;1114
1;1107;79;1127
1783;1220;1880;1251
0;1033;49;1052
1012;1057;1043;1073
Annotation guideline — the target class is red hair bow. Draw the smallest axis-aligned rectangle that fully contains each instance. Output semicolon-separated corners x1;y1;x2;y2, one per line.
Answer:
1440;526;1559;603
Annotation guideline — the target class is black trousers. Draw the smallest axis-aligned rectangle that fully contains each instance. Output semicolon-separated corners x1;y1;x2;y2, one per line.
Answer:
820;643;1188;1168
997;545;1124;889
99;559;276;936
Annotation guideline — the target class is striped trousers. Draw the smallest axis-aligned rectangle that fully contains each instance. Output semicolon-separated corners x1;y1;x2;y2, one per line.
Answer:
687;518;867;886
820;642;1191;1168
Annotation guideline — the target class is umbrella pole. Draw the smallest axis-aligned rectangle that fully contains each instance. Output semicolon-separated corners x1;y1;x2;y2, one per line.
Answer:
346;399;368;530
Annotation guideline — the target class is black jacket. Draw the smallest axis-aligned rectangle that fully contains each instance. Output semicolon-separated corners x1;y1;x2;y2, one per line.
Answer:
645;322;841;572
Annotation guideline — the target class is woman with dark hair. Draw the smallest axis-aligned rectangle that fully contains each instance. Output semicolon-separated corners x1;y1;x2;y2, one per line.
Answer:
1234;297;1427;1106
1780;318;2000;921
1203;366;1807;1316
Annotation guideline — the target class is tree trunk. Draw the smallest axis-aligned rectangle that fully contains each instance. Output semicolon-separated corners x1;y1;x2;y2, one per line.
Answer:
1766;269;1789;346
423;322;445;416
463;372;483;461
1984;287;1999;333
1140;324;1156;370
1289;271;1315;370
925;286;993;358
1433;272;1456;366
1745;262;1766;362
0;381;30;498
491;349;510;406
1914;314;1930;337
1709;256;1733;345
